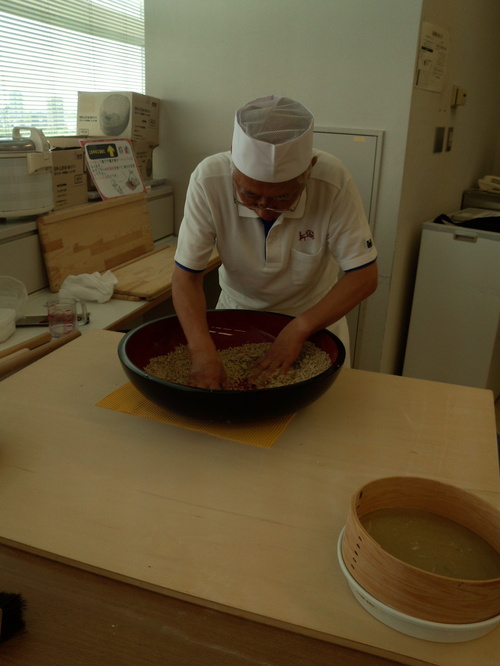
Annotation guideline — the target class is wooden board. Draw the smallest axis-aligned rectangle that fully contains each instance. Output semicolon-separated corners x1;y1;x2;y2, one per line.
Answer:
37;193;154;292
0;330;499;666
112;245;221;300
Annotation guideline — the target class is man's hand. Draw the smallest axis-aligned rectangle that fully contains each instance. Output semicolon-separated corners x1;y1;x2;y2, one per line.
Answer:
249;261;378;385
249;321;306;385
188;351;228;390
172;266;228;389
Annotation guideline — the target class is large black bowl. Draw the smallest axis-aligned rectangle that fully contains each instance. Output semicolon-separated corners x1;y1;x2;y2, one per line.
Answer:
118;310;345;423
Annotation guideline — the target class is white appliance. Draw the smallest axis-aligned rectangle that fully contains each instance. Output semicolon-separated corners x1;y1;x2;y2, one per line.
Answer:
403;190;500;398
0;127;53;218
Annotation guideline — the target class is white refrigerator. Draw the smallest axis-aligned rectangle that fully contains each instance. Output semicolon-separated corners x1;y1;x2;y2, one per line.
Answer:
403;216;500;398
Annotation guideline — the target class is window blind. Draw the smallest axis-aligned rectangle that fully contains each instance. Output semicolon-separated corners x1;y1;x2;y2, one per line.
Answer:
0;0;145;138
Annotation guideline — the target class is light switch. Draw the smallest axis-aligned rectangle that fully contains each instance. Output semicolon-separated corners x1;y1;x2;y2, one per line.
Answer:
446;127;454;152
451;85;468;107
433;126;445;153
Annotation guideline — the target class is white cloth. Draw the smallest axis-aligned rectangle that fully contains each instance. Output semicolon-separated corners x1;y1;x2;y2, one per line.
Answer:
59;270;117;303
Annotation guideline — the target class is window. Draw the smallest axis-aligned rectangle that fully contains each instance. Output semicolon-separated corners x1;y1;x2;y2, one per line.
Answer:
0;0;145;138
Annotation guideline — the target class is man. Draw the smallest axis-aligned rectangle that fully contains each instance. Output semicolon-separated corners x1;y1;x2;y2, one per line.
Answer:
172;95;378;389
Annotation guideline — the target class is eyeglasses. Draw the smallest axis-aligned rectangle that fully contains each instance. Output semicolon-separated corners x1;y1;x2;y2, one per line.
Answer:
232;181;304;214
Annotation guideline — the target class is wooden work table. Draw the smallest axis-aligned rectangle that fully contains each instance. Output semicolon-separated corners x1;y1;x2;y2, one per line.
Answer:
0;331;498;665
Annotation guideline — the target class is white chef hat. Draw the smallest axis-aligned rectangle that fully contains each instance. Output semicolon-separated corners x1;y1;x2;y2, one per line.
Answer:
232;95;314;183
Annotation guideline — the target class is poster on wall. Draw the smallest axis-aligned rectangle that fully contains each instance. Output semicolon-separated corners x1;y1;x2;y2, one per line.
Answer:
415;22;449;93
80;138;146;200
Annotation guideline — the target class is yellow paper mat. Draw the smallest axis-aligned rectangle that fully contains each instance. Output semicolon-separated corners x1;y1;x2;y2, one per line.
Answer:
96;382;295;448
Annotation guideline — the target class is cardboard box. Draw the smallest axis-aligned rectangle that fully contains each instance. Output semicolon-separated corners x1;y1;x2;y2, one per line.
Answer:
77;92;160;145
48;136;85;149
48;136;95;196
132;141;155;180
48;136;154;191
50;147;88;211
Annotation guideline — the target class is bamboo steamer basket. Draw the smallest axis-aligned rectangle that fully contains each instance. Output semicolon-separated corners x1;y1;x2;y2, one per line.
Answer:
341;477;500;624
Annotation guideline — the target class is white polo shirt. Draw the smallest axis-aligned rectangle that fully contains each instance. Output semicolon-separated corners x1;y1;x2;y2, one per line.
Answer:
175;149;377;318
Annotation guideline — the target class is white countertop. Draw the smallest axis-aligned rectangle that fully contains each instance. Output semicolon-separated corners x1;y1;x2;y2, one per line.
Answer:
3;289;144;344
0;235;177;353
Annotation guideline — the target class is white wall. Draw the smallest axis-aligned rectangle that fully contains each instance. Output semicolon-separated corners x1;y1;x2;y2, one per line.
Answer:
144;0;499;373
384;0;500;372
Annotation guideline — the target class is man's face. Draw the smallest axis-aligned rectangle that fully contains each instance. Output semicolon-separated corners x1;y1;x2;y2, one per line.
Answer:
232;169;306;222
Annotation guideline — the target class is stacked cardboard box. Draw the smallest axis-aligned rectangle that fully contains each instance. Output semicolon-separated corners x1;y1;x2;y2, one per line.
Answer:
77;92;160;146
50;136;155;190
77;91;160;183
128;141;154;180
48;138;88;210
48;92;160;205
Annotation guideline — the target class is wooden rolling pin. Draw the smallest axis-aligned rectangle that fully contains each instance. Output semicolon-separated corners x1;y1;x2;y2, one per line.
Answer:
0;332;52;360
0;331;81;379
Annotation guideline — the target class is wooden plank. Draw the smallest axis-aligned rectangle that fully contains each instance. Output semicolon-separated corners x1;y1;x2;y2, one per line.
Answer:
112;246;220;300
37;194;154;292
112;246;174;300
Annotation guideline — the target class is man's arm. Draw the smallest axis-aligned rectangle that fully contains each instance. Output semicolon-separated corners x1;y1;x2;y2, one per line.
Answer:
251;262;378;380
171;265;227;389
299;260;378;334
